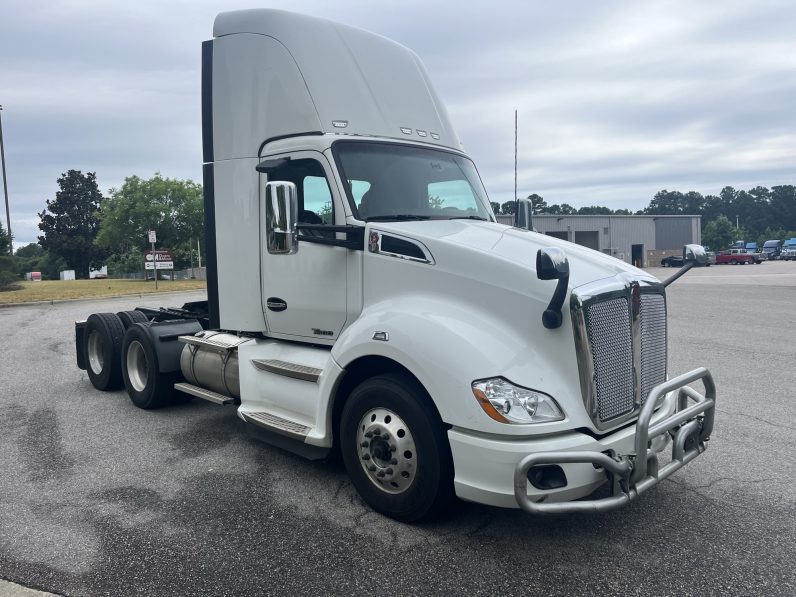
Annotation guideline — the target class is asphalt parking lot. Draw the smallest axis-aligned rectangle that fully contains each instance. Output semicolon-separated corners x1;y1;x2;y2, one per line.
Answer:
1;262;795;596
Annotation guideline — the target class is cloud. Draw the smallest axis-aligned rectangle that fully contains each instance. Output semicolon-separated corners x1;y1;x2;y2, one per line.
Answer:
1;0;795;245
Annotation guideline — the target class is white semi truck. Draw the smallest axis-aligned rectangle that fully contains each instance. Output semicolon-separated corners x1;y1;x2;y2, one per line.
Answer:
75;9;716;521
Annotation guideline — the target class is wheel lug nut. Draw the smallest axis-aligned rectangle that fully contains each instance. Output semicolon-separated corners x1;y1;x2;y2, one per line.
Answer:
368;465;376;472
365;431;373;438
360;441;369;447
390;458;398;465
373;429;381;435
385;468;393;475
362;454;370;460
389;445;396;452
376;470;385;478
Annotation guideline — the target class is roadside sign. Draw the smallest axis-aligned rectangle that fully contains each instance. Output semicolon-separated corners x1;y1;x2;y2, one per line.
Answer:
145;250;174;270
148;230;157;243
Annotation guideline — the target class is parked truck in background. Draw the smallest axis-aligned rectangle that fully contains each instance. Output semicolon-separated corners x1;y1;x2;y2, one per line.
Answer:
74;9;716;520
781;239;796;260
762;240;782;260
715;249;755;265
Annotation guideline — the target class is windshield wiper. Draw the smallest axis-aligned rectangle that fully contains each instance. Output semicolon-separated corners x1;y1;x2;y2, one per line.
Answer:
449;215;488;221
365;215;431;221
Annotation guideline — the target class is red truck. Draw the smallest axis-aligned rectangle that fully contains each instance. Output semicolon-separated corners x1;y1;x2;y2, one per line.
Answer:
715;249;755;265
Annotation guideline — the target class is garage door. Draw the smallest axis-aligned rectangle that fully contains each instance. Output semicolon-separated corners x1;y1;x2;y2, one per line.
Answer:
574;231;599;251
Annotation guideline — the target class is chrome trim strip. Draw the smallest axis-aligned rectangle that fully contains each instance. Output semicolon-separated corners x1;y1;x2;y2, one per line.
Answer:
630;281;642;409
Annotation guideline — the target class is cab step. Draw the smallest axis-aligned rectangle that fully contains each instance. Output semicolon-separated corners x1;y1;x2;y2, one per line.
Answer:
240;411;312;439
174;382;236;405
250;359;322;382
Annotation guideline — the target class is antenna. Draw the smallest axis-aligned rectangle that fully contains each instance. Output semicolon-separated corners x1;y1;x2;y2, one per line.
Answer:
514;109;518;213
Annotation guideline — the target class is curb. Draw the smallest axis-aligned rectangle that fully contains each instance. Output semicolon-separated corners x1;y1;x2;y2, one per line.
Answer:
0;288;207;309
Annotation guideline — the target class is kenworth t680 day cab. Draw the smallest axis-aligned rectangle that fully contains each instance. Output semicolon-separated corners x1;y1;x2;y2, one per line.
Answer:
74;9;716;521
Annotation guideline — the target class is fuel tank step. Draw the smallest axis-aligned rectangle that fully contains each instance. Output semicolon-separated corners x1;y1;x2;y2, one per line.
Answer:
174;382;236;405
240;411;312;439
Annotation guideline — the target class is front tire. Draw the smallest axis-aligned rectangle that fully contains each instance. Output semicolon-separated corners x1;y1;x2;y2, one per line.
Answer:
121;324;178;409
340;373;454;522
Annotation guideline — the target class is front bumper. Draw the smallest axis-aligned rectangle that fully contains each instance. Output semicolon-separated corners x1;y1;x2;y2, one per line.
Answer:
449;367;715;513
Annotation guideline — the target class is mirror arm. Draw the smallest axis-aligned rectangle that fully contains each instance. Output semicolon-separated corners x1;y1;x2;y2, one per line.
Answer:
542;273;569;329
662;261;695;288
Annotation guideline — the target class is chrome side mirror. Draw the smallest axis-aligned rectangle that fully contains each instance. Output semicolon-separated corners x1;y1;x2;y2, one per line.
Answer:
265;181;298;255
663;244;706;287
536;247;570;329
683;244;707;265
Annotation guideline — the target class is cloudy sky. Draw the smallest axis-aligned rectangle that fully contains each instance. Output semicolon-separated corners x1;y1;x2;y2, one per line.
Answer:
1;0;795;246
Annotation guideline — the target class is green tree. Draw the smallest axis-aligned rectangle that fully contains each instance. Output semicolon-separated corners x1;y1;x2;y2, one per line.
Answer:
490;201;501;214
546;203;577;215
702;215;736;251
527;193;547;214
0;218;10;255
97;174;204;271
578;205;612;215
500;201;516;215
38;170;106;278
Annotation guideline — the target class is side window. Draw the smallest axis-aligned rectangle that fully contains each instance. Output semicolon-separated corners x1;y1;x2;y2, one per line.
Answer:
303;176;333;225
267;158;335;225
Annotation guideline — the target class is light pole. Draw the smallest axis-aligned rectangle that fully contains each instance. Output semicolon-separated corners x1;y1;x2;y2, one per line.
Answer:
0;105;12;255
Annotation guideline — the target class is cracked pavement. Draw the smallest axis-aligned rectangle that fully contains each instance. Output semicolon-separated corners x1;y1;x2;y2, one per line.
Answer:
1;263;795;596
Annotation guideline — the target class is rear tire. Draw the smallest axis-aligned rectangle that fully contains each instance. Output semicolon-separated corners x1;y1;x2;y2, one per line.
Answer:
84;313;125;391
340;373;454;522
121;324;178;409
730;259;738;265
117;310;149;330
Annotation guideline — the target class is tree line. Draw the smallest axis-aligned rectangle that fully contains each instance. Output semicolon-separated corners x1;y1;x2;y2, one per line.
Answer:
495;186;796;251
1;170;203;288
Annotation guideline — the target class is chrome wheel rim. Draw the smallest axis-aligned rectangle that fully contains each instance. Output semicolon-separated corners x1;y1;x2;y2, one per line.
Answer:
87;330;105;375
356;407;417;494
126;340;148;392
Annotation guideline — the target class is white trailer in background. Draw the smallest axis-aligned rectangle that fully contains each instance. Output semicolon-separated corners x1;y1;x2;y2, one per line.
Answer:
75;9;716;521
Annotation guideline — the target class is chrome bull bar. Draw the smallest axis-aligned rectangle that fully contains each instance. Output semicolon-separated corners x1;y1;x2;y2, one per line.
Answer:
513;367;716;514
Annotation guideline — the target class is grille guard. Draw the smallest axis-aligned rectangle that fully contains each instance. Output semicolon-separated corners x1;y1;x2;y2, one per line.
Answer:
513;367;716;514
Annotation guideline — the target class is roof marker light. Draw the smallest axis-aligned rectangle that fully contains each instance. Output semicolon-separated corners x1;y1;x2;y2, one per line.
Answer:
400;127;412;135
332;120;349;128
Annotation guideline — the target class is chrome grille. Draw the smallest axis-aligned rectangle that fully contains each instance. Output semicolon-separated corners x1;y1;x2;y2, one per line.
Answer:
575;284;668;428
639;293;667;404
585;298;634;421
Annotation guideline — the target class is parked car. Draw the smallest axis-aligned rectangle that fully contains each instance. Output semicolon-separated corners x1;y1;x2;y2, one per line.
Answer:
715;249;754;265
660;255;684;267
706;251;717;265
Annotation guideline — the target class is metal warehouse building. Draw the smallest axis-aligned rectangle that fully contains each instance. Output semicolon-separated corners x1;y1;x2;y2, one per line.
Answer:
496;214;701;268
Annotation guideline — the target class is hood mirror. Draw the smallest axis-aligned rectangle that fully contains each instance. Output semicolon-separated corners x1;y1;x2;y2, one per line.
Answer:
536;248;570;329
684;244;707;265
663;244;706;287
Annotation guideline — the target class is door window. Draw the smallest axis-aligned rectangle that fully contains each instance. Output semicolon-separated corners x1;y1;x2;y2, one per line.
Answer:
267;158;334;225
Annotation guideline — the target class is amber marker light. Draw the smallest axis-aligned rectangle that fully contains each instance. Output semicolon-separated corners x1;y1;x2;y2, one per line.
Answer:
472;386;510;423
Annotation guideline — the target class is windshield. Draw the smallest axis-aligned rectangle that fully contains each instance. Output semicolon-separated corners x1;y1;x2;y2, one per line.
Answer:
333;141;493;222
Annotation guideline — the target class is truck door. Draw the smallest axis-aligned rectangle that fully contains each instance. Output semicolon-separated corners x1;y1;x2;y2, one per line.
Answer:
259;151;348;341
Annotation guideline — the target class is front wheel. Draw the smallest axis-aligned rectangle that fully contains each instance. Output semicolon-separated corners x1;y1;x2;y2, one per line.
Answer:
730;259;738;265
340;373;454;522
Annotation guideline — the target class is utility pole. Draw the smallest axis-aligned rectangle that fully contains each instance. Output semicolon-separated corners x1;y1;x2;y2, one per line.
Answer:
0;105;12;255
736;215;739;230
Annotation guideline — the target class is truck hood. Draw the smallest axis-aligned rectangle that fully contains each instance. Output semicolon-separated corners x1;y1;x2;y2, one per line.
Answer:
370;219;657;290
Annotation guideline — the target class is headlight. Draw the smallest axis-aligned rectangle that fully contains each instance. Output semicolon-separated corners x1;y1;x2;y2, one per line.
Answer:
471;377;565;424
